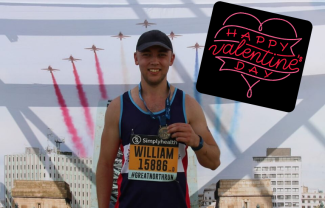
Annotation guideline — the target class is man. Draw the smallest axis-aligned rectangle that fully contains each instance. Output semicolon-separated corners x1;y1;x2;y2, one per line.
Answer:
97;30;221;208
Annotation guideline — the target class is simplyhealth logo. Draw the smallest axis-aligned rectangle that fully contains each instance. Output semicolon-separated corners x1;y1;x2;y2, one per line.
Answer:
197;2;312;112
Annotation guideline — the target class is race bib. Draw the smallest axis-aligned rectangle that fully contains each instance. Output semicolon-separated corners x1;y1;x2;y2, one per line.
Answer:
128;134;178;182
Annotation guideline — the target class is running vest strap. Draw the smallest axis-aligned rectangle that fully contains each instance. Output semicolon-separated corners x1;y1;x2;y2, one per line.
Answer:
115;88;190;208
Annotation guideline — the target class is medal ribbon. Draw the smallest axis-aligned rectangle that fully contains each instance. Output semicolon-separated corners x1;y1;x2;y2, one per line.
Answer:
138;81;171;126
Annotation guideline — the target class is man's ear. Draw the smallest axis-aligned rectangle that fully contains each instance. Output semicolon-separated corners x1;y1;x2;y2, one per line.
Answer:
134;52;139;65
169;53;175;66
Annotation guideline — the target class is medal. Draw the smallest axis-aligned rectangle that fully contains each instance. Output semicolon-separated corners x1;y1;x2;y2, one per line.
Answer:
158;125;170;140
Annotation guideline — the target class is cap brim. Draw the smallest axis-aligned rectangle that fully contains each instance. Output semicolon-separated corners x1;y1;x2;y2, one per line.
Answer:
137;41;172;52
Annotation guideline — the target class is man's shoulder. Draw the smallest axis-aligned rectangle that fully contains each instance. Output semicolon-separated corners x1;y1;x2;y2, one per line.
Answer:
105;96;121;123
183;93;199;108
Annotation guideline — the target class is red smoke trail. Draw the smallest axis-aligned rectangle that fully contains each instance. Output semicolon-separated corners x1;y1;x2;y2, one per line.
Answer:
121;42;129;91
51;72;86;157
72;62;95;140
94;52;108;99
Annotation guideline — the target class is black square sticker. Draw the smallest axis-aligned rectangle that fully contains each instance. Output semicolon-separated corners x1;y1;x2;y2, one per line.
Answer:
197;1;313;112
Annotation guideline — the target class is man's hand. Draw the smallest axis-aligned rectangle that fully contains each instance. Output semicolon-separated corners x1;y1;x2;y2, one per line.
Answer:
167;123;200;148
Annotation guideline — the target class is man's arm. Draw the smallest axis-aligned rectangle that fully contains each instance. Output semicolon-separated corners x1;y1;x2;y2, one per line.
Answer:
96;97;121;208
167;94;220;170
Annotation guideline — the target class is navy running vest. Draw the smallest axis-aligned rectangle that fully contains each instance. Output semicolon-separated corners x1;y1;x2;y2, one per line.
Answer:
115;87;190;208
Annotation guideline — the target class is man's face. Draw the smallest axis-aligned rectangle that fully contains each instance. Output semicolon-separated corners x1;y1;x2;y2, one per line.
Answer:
134;45;175;86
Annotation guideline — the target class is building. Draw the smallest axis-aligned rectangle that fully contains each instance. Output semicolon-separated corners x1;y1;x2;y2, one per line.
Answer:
215;179;273;208
202;184;216;207
0;200;4;208
301;186;325;208
4;147;93;208
198;194;204;207
253;148;302;208
11;180;71;208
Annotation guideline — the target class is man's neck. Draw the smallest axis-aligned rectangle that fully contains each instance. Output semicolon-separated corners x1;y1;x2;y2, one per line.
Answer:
140;80;169;99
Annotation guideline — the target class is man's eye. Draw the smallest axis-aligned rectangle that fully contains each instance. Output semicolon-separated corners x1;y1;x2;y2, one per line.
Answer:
159;53;167;56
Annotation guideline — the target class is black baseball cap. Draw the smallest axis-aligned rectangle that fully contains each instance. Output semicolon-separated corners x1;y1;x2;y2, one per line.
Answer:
136;30;173;52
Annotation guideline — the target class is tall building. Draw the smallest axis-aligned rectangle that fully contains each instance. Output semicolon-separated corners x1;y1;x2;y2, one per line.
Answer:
253;148;302;208
4;147;93;208
301;186;325;208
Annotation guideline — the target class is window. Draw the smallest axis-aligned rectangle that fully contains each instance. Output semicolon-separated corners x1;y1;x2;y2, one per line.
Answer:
285;188;291;192
285;181;291;185
262;174;267;178
50;174;51;178
277;166;284;171
277;195;284;199
292;166;299;171
277;188;283;192
270;174;276;178
292;173;299;178
293;195;299;199
285;174;291;178
285;195;291;199
270;167;276;171
277;181;284;185
293;188;299;192
292;181;299;185
254;167;261;171
273;188;276;193
49;157;51;161
285;166;291;171
277;202;284;207
277;174;284;178
262;167;268;171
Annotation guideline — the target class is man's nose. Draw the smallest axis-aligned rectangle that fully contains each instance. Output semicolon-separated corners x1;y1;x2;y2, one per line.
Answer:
150;55;159;65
